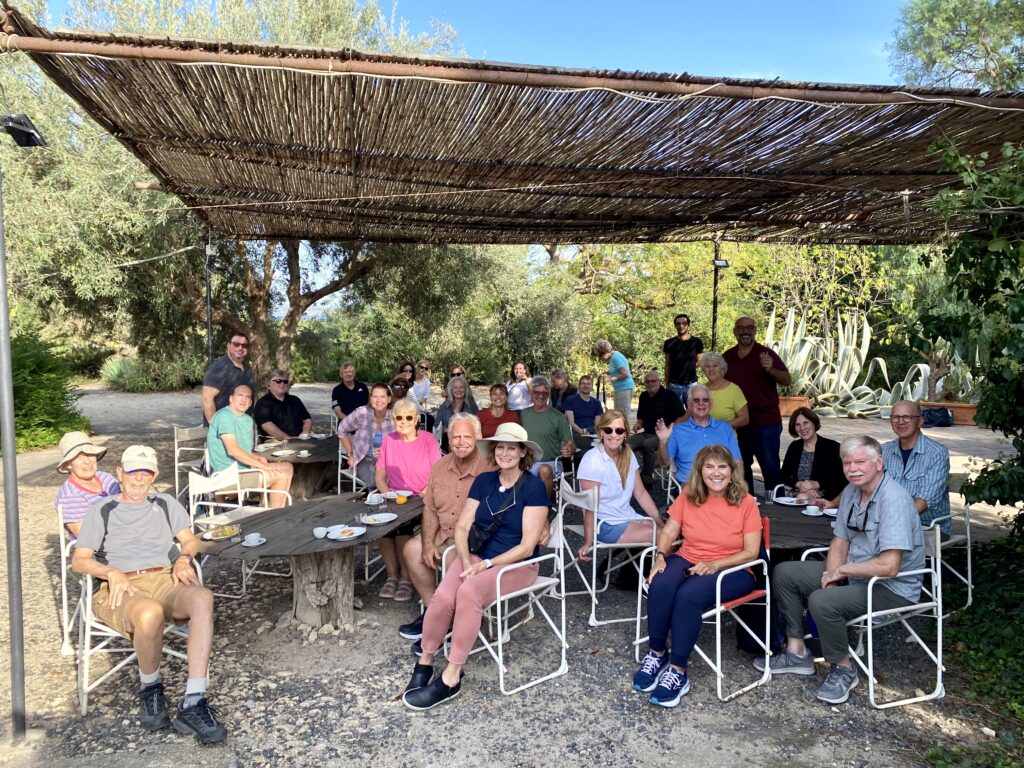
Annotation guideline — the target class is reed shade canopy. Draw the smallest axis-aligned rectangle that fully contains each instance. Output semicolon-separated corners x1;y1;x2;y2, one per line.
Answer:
4;2;1024;245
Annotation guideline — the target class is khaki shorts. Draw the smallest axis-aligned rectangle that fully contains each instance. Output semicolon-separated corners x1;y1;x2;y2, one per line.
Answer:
93;569;181;636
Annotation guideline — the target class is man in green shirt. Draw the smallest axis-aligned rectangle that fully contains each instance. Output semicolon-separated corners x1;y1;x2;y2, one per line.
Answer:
519;376;574;497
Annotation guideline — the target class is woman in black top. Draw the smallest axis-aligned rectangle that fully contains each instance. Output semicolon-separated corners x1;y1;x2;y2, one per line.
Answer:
779;407;846;502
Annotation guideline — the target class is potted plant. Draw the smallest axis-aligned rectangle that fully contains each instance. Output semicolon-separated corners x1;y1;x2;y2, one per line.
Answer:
916;338;980;426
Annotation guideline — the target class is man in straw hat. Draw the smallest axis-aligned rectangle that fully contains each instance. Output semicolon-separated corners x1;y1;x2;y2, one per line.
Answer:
72;445;227;743
54;431;120;537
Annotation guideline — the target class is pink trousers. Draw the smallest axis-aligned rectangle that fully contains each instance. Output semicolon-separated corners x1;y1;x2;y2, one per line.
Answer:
421;554;540;665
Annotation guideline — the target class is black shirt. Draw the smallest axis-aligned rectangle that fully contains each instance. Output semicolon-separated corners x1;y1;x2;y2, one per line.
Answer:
551;385;578;413
253;393;312;437
202;355;253;425
331;380;369;418
662;336;705;386
635;387;685;434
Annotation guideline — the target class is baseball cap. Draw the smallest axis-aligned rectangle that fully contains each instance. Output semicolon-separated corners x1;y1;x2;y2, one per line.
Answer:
121;445;158;473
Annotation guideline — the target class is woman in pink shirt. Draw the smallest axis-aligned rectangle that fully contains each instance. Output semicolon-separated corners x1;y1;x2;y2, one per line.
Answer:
632;444;762;708
376;397;442;601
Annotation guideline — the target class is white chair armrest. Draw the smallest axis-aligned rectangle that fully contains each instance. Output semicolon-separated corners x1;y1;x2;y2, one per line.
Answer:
800;546;829;561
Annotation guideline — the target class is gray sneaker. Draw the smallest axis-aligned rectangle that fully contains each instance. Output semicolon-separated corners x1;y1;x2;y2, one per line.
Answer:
816;663;859;704
753;648;816;675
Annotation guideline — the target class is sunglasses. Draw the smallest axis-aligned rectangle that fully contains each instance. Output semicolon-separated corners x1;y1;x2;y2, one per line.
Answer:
271;378;290;385
230;341;250;348
451;371;464;377
601;427;627;435
418;365;430;371
845;506;868;532
393;414;417;422
690;397;711;403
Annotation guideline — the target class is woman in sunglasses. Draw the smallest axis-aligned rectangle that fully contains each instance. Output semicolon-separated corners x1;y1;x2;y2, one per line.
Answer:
375;397;442;601
576;410;663;561
633;443;761;707
396;360;416;381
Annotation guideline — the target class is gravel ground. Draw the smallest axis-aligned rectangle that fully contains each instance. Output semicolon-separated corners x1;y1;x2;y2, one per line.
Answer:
0;384;1013;766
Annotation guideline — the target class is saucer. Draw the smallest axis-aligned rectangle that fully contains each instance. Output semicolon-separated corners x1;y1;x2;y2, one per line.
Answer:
801;508;824;517
240;537;267;547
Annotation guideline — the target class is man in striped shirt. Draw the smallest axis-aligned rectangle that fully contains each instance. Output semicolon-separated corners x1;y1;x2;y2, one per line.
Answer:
882;400;951;535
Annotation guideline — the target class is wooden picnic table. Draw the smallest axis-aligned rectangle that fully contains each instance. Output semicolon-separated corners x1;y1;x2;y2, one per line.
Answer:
761;501;837;551
255;436;338;500
199;493;423;628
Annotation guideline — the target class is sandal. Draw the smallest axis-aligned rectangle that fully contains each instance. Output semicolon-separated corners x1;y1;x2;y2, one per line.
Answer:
379;577;399;599
393;581;415;603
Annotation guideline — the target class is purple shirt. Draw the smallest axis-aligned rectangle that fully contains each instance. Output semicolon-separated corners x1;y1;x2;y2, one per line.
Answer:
55;471;120;527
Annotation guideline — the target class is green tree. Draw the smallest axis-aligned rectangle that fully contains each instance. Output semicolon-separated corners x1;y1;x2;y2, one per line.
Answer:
890;0;1024;88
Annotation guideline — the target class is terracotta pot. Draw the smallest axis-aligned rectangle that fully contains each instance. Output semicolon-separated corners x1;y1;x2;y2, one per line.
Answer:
779;395;811;417
921;401;979;426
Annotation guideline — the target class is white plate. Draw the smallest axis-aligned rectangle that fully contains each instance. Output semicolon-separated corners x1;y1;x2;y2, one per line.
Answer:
394;490;413;497
254;443;275;452
272;449;296;457
195;514;231;530
773;496;804;506
240;537;267;547
801;508;824;517
383;491;399;500
362;512;398;526
310;433;328;440
823;508;838;518
364;497;385;506
327;526;365;541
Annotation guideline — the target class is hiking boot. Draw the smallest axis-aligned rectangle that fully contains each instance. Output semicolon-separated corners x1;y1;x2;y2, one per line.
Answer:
402;674;461;711
816;663;858;704
632;650;670;693
754;648;816;675
649;666;690;708
172;697;228;744
399;614;424;640
138;682;170;731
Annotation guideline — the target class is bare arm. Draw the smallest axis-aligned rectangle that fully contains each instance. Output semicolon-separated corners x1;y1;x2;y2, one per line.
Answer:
300;418;313;436
646;515;683;584
655;418;672;467
375;466;390;494
731;404;750;429
689;530;761;576
260;422;291;441
201;386;219;423
834;550;903;581
566;410;582;435
631;470;663;525
171;528;201;586
821;536;852;587
220;434;272;470
72;546;134;609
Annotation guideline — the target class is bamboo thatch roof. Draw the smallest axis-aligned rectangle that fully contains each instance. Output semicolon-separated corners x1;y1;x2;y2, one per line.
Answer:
3;3;1024;245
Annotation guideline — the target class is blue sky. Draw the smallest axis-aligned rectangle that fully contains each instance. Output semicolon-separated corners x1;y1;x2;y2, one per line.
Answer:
46;0;906;85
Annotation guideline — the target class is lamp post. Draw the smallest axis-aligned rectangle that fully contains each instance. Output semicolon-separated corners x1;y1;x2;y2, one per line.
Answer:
711;240;729;351
1;113;47;743
205;239;216;366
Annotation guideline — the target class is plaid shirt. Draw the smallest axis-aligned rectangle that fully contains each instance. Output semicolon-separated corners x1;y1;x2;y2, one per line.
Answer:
422;450;493;542
337;405;396;465
882;433;951;534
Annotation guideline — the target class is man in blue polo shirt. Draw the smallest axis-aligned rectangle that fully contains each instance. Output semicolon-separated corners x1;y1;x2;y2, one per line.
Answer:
564;375;604;451
655;384;739;486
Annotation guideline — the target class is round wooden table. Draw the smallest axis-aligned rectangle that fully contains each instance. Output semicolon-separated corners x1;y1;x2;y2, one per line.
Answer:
255;436;339;500
200;493;423;628
761;501;838;550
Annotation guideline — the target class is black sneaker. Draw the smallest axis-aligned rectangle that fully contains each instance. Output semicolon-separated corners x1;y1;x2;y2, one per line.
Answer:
402;674;461;711
410;639;423;658
138;682;170;731
405;663;434;692
399;614;424;640
172;697;228;744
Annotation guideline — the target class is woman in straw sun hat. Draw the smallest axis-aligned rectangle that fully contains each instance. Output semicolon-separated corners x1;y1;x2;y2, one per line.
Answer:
54;431;120;537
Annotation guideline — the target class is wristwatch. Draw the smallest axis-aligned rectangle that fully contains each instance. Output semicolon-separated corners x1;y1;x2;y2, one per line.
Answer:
484;559;494;569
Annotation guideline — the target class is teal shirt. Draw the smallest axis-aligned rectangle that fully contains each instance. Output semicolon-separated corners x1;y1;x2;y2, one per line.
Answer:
608;351;635;392
208;407;255;472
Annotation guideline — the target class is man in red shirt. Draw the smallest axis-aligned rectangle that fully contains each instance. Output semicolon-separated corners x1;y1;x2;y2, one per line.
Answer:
722;316;791;495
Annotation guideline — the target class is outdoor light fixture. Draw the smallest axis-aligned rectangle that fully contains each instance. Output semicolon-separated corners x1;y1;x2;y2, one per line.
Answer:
711;246;730;351
1;114;46;147
1;112;47;743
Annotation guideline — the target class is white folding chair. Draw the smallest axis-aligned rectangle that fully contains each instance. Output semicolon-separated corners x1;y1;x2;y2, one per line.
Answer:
558;478;657;626
801;534;945;709
57;505;80;656
442;509;569;695
76;557;201;716
188;466;292;597
926;474;972;615
173;424;208;500
336;444;367;495
633;522;772;702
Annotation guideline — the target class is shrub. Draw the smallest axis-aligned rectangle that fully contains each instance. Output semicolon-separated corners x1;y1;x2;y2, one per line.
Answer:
4;333;90;451
100;354;206;392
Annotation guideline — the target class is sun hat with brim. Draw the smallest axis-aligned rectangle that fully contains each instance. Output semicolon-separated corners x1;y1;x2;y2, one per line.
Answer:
121;445;159;473
477;422;543;460
57;431;106;473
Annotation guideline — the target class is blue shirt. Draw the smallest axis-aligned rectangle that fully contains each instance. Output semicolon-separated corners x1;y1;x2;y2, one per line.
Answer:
833;474;926;604
607;351;635;392
882;433;950;534
666;417;741;485
564;393;604;431
468;470;549;561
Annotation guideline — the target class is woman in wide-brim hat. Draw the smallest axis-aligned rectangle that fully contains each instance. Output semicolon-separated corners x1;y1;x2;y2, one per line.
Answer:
401;422;549;710
54;431;120;536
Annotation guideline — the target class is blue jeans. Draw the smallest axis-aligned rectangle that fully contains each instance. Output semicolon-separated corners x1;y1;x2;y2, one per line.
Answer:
647;555;755;667
667;383;692;409
736;422;783;495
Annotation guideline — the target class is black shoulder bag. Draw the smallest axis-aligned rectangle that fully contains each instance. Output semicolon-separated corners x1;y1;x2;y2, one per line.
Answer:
468;474;524;554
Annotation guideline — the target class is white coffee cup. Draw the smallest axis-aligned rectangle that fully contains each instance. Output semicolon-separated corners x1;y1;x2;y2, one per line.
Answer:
806;505;821;515
298;450;310;458
366;492;383;505
313;527;327;539
243;532;263;545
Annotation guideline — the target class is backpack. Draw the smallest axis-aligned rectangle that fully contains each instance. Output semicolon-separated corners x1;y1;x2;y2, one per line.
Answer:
922;406;953;428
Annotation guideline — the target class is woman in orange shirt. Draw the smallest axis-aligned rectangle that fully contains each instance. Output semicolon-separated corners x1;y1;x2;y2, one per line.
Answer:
632;443;762;707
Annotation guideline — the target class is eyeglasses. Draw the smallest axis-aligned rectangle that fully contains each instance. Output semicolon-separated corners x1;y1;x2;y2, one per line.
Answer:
532;390;550;397
601;427;627;435
230;341;250;348
889;415;918;423
393;414;417;422
271;378;290;385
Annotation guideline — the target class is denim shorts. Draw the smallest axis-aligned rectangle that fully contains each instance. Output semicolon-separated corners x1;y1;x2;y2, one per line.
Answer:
596;520;632;544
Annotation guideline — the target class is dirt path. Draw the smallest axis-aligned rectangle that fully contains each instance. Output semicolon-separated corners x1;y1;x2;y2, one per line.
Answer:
0;385;1011;766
